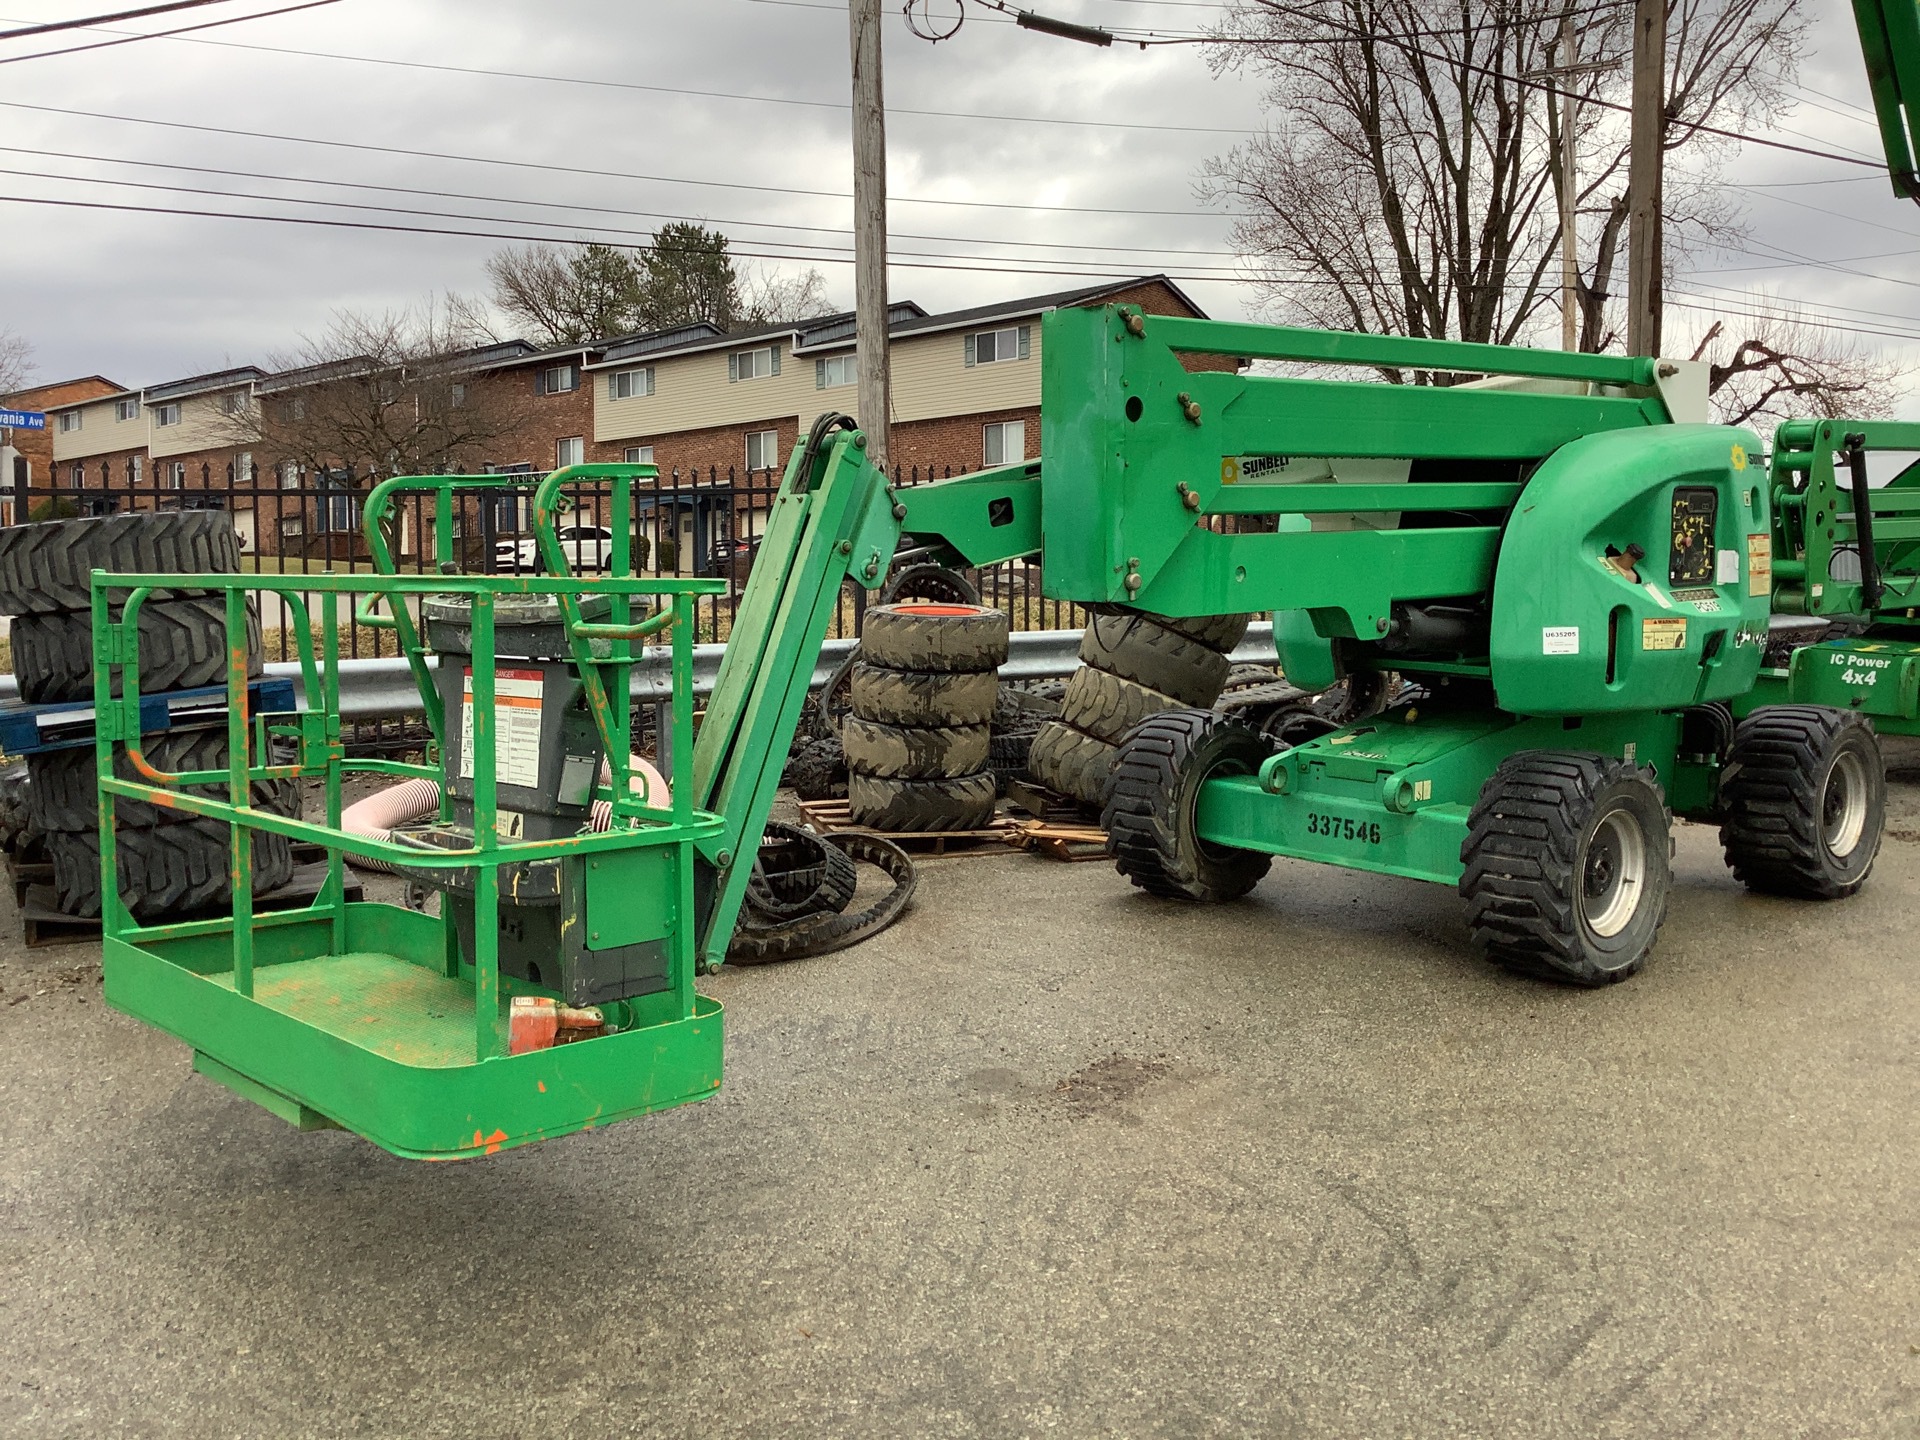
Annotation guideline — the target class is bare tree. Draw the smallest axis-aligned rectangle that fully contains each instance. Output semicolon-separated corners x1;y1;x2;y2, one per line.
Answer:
736;266;836;327
1682;309;1909;430
485;242;644;347
0;327;35;397
1203;0;1806;371
234;303;535;483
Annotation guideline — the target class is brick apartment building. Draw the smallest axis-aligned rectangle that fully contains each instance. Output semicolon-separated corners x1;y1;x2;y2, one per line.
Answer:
34;273;1220;570
2;374;124;520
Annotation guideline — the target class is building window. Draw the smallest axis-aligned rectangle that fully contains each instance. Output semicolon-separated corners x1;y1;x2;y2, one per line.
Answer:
965;325;1030;367
555;436;584;468
536;364;578;395
745;430;780;471
624;445;655;465
68;463;83;487
730;346;778;382
130;456;143;484
115;398;140;422
281;462;304;489
165;462;185;488
280;397;306;422
449;383;466;408
223;392;250;416
235;451;254;484
815;354;857;389
154;403;182;427
983;420;1026;466
609;367;655;400
57;411;81;433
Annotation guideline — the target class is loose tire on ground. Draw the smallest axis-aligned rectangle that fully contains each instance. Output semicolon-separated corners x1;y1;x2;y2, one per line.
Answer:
1103;709;1273;903
1719;705;1884;899
744;822;858;922
848;662;998;727
1078;613;1231;709
1088;604;1251;654
782;735;848;801
1059;664;1185;745
26;724;297;833
1026;719;1119;809
848;770;998;831
858;602;1010;673
0;510;241;616
11;597;264;703
49;815;298;921
1460;751;1672;986
843;715;992;781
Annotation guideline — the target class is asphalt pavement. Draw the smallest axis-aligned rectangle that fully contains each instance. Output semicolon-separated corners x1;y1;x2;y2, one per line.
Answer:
2;769;1918;1438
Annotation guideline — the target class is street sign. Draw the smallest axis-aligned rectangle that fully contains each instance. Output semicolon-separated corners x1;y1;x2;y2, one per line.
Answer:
0;410;46;430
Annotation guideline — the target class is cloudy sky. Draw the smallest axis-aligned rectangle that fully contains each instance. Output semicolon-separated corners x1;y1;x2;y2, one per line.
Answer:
2;0;1916;410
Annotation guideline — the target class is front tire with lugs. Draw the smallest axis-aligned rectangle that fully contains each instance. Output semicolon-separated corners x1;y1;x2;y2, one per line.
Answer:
1460;752;1672;986
1104;709;1273;903
1719;705;1884;898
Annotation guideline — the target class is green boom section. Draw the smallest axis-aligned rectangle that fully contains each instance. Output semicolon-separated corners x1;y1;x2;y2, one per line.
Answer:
1853;0;1920;198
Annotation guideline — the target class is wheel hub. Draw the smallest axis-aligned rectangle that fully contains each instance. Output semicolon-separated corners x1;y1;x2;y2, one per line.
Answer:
1822;750;1869;860
1580;809;1646;940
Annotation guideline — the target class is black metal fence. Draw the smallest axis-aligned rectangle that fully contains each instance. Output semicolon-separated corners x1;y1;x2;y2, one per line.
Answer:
11;456;1088;746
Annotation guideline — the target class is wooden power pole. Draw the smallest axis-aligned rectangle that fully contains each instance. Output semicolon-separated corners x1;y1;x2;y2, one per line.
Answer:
849;0;891;468
1626;0;1665;357
1557;12;1579;351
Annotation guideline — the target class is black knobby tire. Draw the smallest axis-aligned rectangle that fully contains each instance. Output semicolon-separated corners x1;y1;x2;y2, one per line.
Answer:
11;597;265;704
0;766;37;855
879;563;981;607
1026;720;1118;808
842;715;992;781
49;817;298;921
0;510;241;616
1460;752;1673;986
987;729;1036;786
782;736;848;801
1059;663;1185;745
1103;709;1274;903
848;662;998;727
858;602;1010;673
1088;604;1251;654
805;650;859;741
1079;613;1231;709
1221;663;1284;694
848;770;998;831
744;822;858;922
1719;705;1885;899
26;725;298;833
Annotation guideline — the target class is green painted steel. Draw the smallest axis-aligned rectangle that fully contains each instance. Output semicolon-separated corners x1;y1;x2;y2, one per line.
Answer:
1766;420;1920;620
1852;0;1920;198
1490;425;1771;715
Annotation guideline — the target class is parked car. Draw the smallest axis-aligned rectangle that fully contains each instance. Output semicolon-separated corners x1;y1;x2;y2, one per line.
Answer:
707;535;761;575
494;524;615;573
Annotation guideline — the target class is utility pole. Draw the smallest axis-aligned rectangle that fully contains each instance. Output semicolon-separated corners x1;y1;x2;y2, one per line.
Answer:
1626;0;1665;357
1557;12;1579;352
849;0;891;468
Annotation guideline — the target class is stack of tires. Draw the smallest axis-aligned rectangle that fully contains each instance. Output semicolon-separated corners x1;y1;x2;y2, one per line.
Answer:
844;602;1010;831
1030;608;1251;809
0;511;299;921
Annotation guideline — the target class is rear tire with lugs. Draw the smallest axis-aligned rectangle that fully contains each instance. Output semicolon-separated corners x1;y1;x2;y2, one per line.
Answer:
848;662;998;727
1104;709;1273;903
858;602;1009;673
1026;720;1119;808
843;715;991;781
11;597;264;703
848;770;997;831
0;509;241;615
1719;705;1884;899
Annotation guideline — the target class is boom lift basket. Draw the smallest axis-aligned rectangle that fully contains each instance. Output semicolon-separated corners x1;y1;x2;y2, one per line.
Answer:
91;465;729;1160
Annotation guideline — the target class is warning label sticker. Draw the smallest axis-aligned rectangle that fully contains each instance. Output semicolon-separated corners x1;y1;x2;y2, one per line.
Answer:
1746;533;1772;596
1542;626;1580;656
460;667;544;789
1642;616;1688;651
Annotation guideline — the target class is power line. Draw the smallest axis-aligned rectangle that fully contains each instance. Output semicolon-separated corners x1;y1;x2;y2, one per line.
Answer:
0;98;1253;217
0;0;255;39
0;0;337;64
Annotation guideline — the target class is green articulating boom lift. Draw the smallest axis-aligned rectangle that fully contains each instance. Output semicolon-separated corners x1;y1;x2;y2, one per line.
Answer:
87;0;1920;1158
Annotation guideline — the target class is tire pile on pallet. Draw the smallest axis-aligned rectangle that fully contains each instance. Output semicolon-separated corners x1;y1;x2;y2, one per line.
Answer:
1029;608;1251;809
0;511;300;921
844;602;1010;831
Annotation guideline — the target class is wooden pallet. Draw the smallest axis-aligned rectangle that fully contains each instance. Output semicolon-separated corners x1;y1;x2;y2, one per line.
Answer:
1004;819;1110;862
794;797;1023;856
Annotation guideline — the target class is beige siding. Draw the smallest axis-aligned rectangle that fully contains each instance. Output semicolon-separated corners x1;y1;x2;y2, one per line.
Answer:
888;325;1042;423
150;391;249;458
51;396;147;462
595;345;812;444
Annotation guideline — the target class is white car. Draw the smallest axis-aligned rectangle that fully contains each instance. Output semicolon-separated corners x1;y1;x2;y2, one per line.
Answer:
494;524;615;573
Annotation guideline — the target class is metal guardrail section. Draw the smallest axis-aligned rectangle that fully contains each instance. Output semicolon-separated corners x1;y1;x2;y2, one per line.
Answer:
0;623;1279;719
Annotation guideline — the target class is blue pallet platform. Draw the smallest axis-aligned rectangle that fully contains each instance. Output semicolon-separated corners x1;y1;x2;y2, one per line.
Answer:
0;677;298;757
